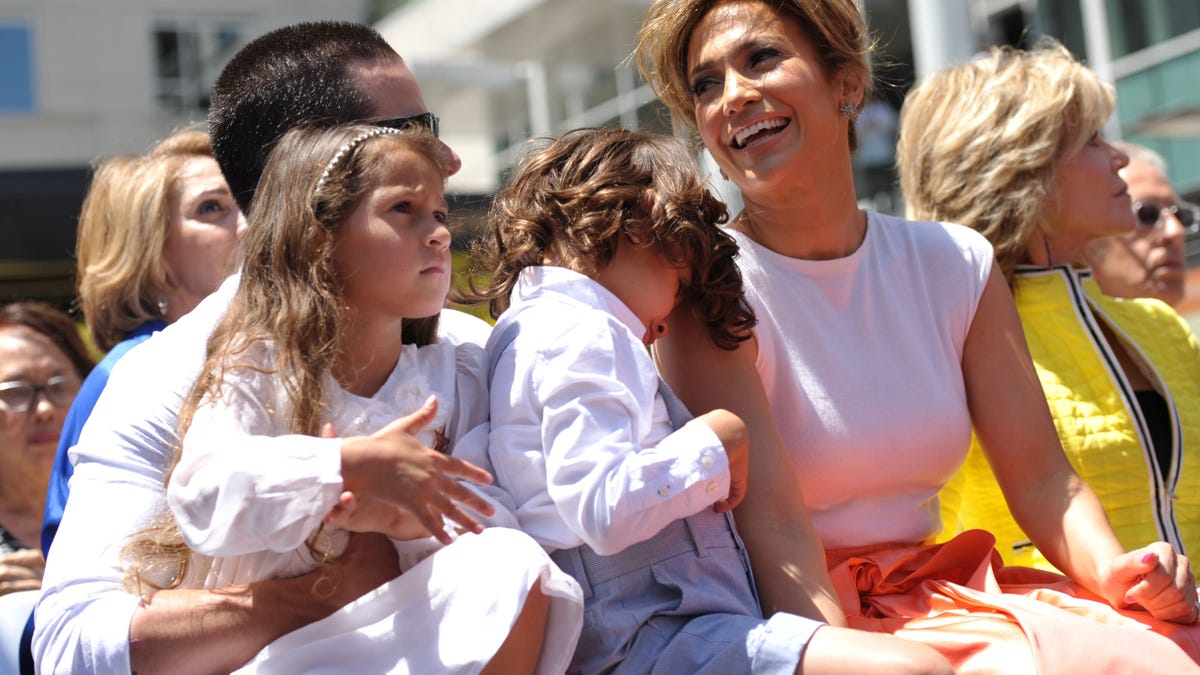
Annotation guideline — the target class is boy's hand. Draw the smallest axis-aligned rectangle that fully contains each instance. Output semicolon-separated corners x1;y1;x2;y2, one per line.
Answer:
340;396;495;544
696;408;749;512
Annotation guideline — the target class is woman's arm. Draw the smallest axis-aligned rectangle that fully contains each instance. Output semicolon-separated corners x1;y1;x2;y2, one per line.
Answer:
655;305;845;626
963;263;1197;621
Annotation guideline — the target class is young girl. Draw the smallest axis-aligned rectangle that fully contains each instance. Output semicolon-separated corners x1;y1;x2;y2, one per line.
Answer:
122;124;582;674
462;128;951;675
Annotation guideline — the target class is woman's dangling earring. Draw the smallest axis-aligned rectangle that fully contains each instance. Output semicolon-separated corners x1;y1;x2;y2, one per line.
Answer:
158;298;168;316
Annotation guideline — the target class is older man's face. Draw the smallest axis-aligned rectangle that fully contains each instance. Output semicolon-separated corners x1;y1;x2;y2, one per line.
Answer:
1087;156;1189;307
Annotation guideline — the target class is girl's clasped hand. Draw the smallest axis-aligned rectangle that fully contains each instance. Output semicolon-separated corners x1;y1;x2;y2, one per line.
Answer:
329;395;495;544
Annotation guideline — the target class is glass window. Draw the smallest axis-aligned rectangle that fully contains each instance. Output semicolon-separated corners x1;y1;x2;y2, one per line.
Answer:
0;22;34;114
1035;0;1087;59
1109;0;1200;58
153;18;244;115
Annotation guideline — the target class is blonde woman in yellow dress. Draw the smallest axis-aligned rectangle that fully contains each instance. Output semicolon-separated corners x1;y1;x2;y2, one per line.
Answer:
899;42;1200;606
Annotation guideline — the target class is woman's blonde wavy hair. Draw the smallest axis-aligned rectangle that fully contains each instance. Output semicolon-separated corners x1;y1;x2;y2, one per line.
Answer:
897;40;1115;287
636;0;873;150
467;127;755;350
76;130;220;350
122;124;448;591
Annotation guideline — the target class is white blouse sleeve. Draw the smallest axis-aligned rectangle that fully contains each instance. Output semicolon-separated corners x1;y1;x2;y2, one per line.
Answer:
537;317;730;555
167;353;342;557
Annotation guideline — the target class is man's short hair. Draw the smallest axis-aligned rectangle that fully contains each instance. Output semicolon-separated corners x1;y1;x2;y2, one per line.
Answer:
209;21;399;211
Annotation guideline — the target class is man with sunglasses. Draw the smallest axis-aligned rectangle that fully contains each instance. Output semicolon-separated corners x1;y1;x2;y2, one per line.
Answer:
1087;142;1199;308
33;22;503;675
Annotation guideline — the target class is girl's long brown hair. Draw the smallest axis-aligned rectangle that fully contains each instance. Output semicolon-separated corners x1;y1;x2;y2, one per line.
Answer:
123;124;448;590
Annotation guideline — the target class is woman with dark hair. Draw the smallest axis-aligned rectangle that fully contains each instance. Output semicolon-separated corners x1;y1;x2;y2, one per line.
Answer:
0;302;93;670
0;302;92;563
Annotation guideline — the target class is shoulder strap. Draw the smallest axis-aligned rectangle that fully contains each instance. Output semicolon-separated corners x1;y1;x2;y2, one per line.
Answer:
656;378;693;431
486;321;521;384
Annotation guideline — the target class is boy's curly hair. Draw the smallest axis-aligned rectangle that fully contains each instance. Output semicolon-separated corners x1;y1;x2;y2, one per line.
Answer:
466;127;754;349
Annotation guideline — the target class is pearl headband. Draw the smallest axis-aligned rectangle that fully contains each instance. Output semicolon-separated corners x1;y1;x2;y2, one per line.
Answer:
314;126;402;194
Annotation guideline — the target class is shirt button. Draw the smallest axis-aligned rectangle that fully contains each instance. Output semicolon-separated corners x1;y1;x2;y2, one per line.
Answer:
700;455;714;469
657;485;671;497
706;482;718;494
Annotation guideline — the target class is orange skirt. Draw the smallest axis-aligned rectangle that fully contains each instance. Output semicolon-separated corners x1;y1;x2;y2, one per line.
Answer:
826;529;1200;673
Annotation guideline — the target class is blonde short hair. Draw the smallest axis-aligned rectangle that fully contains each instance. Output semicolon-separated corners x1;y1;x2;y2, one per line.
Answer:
75;130;214;350
636;0;872;148
897;41;1115;286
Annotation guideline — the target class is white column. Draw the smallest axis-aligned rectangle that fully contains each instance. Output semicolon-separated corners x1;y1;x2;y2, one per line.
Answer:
519;60;552;137
1080;0;1114;82
906;0;976;77
1079;0;1120;139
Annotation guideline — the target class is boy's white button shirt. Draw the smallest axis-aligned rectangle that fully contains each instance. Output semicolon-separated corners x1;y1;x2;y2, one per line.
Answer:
470;266;731;556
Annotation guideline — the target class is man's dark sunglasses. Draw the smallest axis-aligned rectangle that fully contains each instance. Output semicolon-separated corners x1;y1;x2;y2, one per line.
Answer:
1133;200;1200;233
367;112;440;138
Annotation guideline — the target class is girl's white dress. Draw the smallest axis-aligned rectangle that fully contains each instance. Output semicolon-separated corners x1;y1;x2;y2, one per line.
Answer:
164;340;582;674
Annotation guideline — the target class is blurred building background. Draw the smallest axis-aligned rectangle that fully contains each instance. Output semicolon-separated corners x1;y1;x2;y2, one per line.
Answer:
0;0;370;304
2;0;1198;307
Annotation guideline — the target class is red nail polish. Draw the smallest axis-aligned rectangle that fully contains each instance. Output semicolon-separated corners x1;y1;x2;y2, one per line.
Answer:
1141;552;1155;564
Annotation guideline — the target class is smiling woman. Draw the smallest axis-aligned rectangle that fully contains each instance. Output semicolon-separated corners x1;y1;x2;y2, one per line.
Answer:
637;1;1200;671
681;0;864;201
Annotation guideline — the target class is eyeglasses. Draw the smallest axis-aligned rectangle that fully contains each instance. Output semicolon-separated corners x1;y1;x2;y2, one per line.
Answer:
0;375;81;413
366;112;440;138
1132;201;1200;233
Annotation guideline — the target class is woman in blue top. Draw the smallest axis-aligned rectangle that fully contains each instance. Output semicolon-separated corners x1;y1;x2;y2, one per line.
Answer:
43;130;246;553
